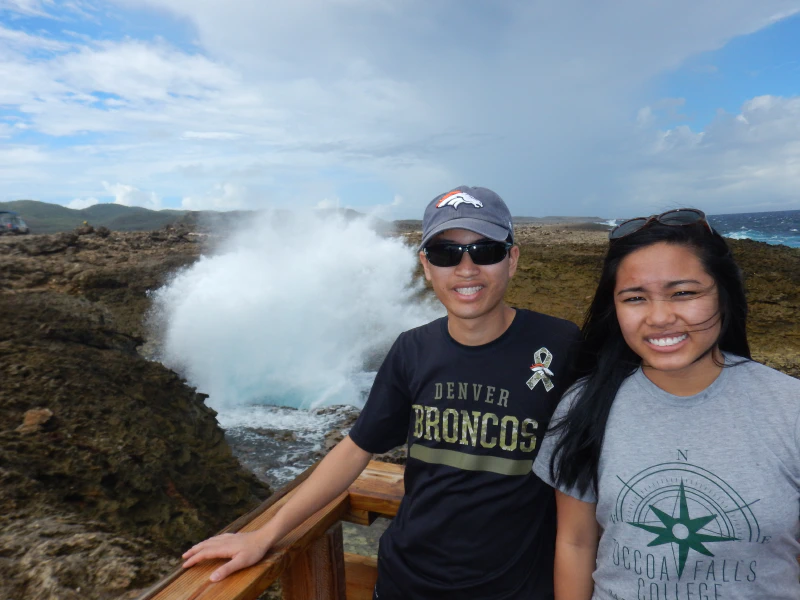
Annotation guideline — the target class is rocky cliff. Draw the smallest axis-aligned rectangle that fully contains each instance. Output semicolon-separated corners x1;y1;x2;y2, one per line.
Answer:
1;229;269;600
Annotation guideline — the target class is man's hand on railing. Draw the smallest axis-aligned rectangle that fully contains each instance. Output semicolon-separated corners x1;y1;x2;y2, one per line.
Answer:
181;529;275;582
179;435;372;583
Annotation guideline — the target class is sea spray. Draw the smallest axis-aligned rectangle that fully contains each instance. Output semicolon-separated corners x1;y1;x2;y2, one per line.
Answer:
151;211;442;411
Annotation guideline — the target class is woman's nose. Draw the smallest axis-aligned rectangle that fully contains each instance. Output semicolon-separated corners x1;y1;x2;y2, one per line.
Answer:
646;298;676;326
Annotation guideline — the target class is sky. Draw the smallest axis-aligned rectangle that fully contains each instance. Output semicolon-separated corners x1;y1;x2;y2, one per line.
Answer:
1;1;800;219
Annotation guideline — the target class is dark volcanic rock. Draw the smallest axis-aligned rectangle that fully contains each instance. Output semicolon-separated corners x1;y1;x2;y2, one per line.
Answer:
16;231;79;256
0;515;173;600
0;232;270;600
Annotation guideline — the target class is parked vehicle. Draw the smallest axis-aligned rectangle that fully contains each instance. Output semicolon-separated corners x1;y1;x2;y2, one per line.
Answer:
0;211;29;234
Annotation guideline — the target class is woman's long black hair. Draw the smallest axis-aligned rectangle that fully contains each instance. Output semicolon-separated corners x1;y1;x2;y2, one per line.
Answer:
550;218;751;496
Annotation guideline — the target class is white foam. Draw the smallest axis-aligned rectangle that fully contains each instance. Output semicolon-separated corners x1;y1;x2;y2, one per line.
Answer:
724;230;756;240
722;229;800;248
215;403;340;433
151;211;442;410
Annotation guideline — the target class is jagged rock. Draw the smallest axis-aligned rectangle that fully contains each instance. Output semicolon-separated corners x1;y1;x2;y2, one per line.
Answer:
75;223;94;236
0;515;173;600
251;428;298;442
0;230;270;599
16;408;54;434
17;232;79;256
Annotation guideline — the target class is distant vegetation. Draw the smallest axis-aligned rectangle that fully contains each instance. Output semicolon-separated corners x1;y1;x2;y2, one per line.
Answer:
0;200;183;234
0;200;253;234
0;199;604;235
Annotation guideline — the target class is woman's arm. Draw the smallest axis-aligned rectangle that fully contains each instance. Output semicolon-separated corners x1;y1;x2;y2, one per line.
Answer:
554;490;600;600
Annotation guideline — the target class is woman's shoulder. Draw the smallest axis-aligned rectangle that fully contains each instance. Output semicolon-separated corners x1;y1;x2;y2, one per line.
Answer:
727;358;800;432
728;355;800;392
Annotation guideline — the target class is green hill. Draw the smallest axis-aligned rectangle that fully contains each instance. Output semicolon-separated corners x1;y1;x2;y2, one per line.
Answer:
0;200;190;234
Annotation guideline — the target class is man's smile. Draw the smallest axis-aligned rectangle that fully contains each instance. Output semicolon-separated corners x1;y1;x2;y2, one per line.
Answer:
454;285;484;296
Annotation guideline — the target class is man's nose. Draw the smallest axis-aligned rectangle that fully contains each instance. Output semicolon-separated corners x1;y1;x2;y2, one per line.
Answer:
454;249;480;274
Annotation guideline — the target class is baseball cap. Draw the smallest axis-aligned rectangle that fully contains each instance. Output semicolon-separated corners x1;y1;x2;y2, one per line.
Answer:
420;186;514;249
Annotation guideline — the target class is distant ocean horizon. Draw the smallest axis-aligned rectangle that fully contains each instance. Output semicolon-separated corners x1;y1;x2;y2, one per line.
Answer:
600;209;800;249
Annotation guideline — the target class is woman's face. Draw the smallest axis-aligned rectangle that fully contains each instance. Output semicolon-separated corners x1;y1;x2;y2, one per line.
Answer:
614;242;722;387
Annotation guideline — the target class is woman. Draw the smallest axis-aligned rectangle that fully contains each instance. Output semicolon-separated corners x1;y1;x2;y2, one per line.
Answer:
533;209;800;600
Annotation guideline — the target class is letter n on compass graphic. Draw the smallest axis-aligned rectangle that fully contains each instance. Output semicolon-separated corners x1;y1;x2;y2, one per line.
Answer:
614;462;761;578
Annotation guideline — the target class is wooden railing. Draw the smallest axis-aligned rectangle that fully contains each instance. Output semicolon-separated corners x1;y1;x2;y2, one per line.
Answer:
137;461;405;600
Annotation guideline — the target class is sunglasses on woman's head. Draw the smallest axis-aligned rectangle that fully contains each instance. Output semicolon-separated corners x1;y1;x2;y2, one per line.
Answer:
609;208;714;240
423;240;513;267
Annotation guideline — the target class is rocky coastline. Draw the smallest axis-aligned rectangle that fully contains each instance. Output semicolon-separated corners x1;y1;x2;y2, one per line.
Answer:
1;229;268;599
1;223;797;599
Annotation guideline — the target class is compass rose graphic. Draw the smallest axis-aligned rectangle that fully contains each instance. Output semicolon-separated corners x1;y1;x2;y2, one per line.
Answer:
615;461;761;580
629;480;738;577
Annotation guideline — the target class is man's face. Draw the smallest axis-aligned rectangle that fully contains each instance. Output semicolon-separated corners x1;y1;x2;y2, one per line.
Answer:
419;228;519;323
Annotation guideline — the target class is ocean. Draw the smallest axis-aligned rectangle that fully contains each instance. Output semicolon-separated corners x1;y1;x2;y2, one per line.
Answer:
603;210;800;248
710;209;800;248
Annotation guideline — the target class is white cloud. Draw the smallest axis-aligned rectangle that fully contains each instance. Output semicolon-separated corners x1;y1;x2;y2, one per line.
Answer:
67;196;99;209
0;24;70;51
315;198;340;210
103;181;161;209
2;1;800;216
181;183;251;211
364;193;405;219
0;145;50;186
625;95;800;214
0;0;53;18
181;131;243;141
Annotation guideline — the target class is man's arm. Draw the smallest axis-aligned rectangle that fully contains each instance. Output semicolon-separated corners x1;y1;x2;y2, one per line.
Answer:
554;490;599;600
181;435;372;582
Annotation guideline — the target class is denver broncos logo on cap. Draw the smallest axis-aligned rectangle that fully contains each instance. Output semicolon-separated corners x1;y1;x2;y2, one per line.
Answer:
436;190;483;209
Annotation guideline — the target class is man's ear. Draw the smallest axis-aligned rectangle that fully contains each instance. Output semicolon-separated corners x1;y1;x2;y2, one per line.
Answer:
507;245;520;278
419;251;432;281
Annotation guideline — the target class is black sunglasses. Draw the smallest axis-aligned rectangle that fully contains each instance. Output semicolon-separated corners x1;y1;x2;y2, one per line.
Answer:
423;240;513;267
609;208;714;240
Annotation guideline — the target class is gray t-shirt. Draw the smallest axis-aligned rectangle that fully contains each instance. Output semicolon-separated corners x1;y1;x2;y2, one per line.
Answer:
534;356;800;600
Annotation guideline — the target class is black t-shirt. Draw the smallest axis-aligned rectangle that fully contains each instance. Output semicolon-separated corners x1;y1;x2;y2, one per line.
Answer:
349;309;580;599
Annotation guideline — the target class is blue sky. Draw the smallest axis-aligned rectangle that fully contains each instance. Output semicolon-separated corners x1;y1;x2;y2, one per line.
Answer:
2;1;800;218
656;14;800;128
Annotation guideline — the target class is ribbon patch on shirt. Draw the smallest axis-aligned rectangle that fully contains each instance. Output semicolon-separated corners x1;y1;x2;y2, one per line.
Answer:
527;347;554;392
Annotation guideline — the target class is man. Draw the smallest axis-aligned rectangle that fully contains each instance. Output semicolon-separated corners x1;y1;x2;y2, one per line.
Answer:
182;186;580;599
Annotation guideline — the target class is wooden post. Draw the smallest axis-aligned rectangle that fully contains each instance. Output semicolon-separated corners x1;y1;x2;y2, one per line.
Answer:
281;523;346;600
344;554;378;600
